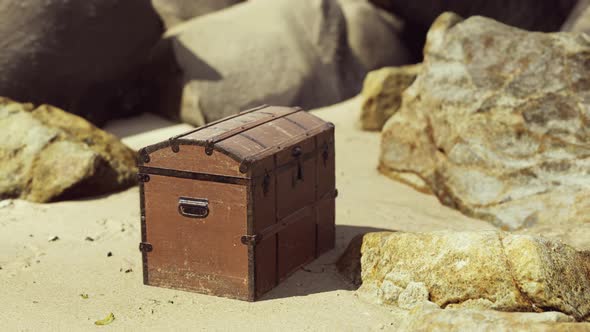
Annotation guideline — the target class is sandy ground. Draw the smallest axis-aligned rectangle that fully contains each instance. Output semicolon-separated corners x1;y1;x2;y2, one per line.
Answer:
1;97;501;331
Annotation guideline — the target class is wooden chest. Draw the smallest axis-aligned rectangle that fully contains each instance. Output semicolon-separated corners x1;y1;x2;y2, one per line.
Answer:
137;105;336;301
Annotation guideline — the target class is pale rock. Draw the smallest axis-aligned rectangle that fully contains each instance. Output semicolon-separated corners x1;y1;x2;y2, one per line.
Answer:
151;0;243;28
153;0;410;125
397;282;430;310
0;98;137;202
352;231;590;321
380;12;590;230
359;64;421;131
562;0;590;34
339;0;410;72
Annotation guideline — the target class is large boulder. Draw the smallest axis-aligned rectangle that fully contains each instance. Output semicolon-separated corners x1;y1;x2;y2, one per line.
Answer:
151;0;243;28
359;64;421;131
380;13;590;230
0;98;137;202
346;231;590;321
150;0;410;125
0;0;163;126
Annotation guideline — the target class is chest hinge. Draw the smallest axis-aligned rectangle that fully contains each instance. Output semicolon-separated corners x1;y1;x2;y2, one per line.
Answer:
240;235;260;246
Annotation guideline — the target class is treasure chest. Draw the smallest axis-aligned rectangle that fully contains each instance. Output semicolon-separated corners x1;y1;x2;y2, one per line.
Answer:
137;105;336;301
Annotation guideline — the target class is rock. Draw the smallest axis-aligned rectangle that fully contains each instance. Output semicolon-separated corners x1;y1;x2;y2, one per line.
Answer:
402;308;583;331
151;0;243;28
562;0;590;34
151;0;410;125
380;12;590;230
0;0;163;126
368;0;577;59
0;98;137;202
352;231;590;321
397;282;430;310
359;64;421;131
339;0;409;72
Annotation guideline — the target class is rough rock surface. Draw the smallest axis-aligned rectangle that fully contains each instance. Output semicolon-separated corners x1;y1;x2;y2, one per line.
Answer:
0;98;137;202
151;0;243;28
563;0;590;35
380;13;590;230
359;64;421;131
354;231;590;321
152;0;409;125
0;0;163;125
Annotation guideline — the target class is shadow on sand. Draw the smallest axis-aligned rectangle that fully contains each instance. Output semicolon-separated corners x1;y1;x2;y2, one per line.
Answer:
259;225;394;301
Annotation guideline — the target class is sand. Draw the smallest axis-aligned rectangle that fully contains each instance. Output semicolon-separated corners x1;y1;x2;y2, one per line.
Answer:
1;97;500;330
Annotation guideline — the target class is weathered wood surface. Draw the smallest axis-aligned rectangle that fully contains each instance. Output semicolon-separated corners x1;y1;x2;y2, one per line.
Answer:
139;105;336;300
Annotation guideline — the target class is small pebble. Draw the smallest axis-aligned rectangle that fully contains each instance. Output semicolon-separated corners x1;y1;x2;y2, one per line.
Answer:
48;236;59;242
124;268;132;273
85;236;94;242
107;252;112;257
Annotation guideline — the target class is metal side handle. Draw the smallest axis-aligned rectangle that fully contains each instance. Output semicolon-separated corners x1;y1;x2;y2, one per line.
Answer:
178;197;209;218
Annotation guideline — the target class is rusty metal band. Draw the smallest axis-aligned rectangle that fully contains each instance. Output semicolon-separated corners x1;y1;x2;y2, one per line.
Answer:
204;107;303;150
138;166;250;185
240;189;338;246
171;104;270;140
239;122;334;173
139;181;149;284
246;182;256;301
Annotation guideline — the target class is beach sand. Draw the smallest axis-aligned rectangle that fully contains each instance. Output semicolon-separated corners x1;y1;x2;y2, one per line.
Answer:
0;97;529;330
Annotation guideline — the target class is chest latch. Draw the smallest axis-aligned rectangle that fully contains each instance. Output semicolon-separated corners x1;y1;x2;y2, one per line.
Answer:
292;146;304;187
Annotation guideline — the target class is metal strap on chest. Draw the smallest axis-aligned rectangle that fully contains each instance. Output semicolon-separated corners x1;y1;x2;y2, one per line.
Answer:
171;104;271;141
204;107;303;155
238;122;334;173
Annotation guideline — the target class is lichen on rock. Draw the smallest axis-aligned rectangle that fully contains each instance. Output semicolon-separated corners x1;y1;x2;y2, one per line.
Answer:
0;98;137;202
379;12;590;230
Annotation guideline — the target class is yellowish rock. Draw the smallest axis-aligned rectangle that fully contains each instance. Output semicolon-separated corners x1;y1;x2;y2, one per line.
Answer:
0;98;137;202
359;64;421;131
356;231;590;321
